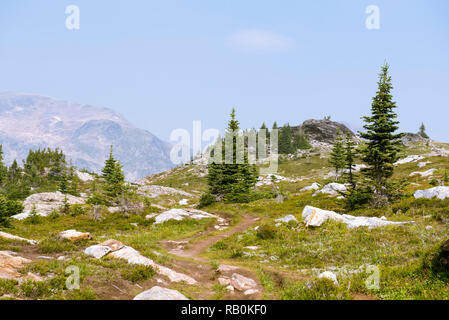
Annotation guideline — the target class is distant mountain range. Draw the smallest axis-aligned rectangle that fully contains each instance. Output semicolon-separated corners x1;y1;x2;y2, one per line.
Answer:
0;93;174;180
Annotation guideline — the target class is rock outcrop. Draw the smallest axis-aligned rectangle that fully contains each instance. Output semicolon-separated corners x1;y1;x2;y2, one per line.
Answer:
400;133;427;146
152;208;225;225
292;119;358;145
302;205;415;229
414;187;449;200
58;230;92;241
0;232;37;245
12;192;85;220
0;251;42;281
313;183;347;197
85;240;197;285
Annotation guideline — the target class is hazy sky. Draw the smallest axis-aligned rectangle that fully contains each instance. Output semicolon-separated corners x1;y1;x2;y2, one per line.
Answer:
1;0;448;142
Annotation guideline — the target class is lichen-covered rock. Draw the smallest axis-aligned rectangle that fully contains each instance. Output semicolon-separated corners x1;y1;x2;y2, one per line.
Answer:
318;271;339;285
133;286;189;300
0;251;42;281
154;208;224;225
394;155;424;166
84;245;111;259
414;187;449;200
0;232;37;245
12;191;85;220
230;273;258;291
302;205;414;229
58;230;91;241
410;169;436;177
313;183;347;197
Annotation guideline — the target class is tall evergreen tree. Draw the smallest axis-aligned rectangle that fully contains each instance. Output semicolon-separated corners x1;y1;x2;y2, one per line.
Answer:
279;124;294;154
59;172;68;194
418;123;429;139
328;129;346;179
206;109;257;203
343;132;357;188
102;145;125;198
0;145;7;186
359;63;404;207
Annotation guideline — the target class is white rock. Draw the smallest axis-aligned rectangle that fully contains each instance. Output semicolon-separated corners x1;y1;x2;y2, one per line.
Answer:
414;187;449;200
226;285;234;292
58;230;91;241
84;245;111;259
275;215;297;224
133;286;188;300
244;246;260;251
218;277;231;285
244;289;259;295
300;183;321;192
318;271;338;285
256;174;301;187
75;170;94;182
109;246;197;284
417;161;431;168
410;169;436;177
313;183;347;197
425;226;433;230
12;191;85;220
0;232;37;245
302;205;414;229
218;264;239;273
394;155;424;166
108;207;121;213
178;199;189;205
137;185;196;198
230;273;258;291
154;208;224;225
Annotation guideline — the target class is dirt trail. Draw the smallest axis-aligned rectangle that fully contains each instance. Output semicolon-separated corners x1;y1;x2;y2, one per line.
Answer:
159;214;263;299
163;214;259;261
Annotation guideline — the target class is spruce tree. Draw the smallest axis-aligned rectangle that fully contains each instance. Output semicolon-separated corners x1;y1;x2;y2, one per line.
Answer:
206;109;257;203
359;63;404;207
102;145;125;198
59;172;68;194
0;145;7;186
418;123;429;139
343;132;357;188
328;129;346;179
279;124;294;154
0;196;10;227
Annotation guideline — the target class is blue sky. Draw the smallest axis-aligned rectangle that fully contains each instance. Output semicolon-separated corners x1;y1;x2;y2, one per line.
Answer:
0;0;448;142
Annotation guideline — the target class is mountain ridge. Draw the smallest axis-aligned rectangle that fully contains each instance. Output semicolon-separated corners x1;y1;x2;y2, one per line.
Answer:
0;92;174;180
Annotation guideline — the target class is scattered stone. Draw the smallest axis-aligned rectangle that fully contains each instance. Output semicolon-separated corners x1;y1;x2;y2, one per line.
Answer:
226;285;234;292
302;205;415;229
275;215;297;224
137;185;196;198
154;208;224;225
313;183;347;197
218;264;239;273
218;277;231;285
256;174;302;187
394;155;424;166
108;207;121;214
84;245;111;259
230;273;258;291
133;286;188;300
0;231;37;245
300;183;321;192
417;161;431;168
58;230;91;241
318;271;339;285
57;256;66;261
37;256;54;260
414;187;449;200
425;226;433;230
244;246;260;251
244;289;259;295
12;191;85;220
108;245;197;284
410;169;436;177
75;170;94;182
0;251;41;281
178;199;189;205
